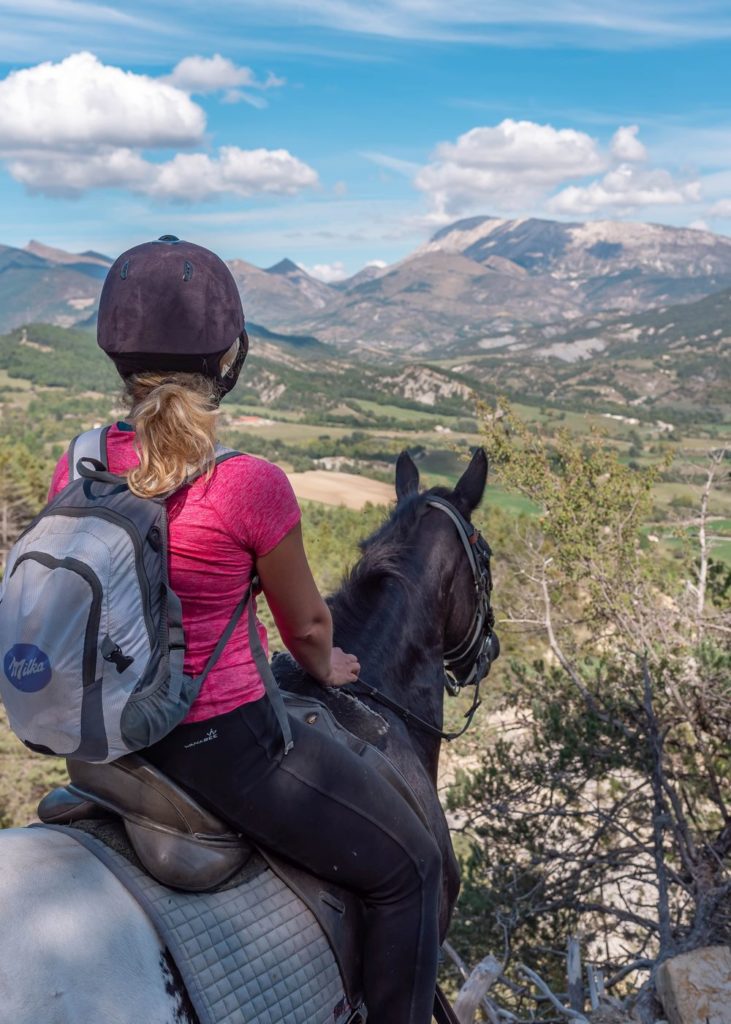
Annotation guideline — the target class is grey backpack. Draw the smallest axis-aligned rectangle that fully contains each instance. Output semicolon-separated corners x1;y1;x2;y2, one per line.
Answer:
0;426;292;763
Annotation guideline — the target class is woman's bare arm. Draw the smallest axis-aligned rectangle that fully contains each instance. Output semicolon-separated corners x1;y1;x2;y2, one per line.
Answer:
256;522;359;686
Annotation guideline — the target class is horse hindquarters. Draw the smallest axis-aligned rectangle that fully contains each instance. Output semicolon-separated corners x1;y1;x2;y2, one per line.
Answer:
0;828;189;1024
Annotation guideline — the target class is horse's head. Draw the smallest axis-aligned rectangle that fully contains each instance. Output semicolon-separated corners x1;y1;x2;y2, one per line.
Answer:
325;446;498;756
393;447;499;693
335;448;497;688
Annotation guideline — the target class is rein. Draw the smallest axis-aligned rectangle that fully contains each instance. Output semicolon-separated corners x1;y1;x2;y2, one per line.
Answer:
345;493;498;744
348;676;483;743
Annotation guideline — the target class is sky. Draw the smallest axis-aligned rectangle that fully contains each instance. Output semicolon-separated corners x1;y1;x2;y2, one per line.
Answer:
1;1;731;279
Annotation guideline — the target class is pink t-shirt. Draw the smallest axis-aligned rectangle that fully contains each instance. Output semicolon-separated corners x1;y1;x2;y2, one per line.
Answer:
48;423;301;723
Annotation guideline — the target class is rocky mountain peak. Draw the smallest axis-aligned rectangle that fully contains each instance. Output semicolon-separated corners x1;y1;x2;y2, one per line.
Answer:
265;258;303;276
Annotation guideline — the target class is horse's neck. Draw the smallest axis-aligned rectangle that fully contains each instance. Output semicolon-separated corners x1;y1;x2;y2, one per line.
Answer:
334;578;446;782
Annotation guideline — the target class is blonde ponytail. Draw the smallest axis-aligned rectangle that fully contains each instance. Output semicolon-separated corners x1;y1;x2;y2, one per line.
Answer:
124;372;219;498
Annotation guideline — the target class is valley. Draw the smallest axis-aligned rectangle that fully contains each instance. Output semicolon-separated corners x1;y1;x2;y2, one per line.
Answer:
0;213;729;569
0;314;729;566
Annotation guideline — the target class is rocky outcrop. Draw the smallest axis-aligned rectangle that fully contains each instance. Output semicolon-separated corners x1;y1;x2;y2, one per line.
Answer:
656;945;731;1024
384;365;471;406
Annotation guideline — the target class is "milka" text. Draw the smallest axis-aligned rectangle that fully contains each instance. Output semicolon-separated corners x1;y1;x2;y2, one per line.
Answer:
6;655;49;681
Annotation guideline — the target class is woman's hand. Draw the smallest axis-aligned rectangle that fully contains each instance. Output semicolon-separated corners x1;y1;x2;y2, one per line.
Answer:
324;648;360;687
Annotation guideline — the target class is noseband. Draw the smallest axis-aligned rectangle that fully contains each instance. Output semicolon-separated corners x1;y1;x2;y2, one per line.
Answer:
349;494;499;743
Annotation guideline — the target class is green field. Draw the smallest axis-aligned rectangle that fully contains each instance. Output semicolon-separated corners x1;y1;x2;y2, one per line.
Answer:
226;421;360;443
0;369;31;390
711;538;731;561
224;403;303;422
347;398;464;425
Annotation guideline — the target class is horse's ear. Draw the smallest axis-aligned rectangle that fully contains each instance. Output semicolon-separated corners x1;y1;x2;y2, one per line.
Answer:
455;447;488;512
395;450;420;502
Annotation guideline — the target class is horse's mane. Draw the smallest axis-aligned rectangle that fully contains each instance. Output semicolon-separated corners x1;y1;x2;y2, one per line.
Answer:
329;486;456;639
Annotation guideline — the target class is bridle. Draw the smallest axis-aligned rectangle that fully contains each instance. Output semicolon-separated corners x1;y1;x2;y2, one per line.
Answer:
349;494;500;743
427;496;498;693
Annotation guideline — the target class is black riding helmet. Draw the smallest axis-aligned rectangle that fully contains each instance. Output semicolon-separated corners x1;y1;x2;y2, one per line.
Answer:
97;235;248;399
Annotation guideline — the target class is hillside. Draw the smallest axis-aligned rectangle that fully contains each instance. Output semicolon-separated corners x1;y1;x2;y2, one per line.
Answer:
2;274;730;428
446;286;731;423
0;245;108;332
0;317;728;573
0;321;474;424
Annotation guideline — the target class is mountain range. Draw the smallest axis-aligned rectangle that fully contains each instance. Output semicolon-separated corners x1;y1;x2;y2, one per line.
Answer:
2;217;731;357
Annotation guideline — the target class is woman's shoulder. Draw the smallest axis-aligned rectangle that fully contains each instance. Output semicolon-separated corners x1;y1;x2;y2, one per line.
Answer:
209;451;296;511
206;450;301;553
212;450;290;487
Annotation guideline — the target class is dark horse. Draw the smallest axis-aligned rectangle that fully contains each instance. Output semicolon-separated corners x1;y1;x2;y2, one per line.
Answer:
275;446;497;938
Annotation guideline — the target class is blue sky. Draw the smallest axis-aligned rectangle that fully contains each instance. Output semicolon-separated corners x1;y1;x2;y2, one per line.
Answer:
1;1;731;279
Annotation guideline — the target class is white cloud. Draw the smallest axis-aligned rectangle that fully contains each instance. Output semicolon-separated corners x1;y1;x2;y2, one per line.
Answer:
145;0;731;47
9;148;151;196
362;151;422;175
549;164;701;216
366;259;387;268
410;119;706;222
0;51;204;152
165;54;285;102
148;147;318;200
11;145;319;200
0;52;317;201
299;261;347;282
222;90;268;108
610;124;646;162
414;119;604;217
709;198;731;218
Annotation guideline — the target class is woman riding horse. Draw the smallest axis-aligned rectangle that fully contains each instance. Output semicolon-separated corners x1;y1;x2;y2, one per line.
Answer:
46;236;442;1024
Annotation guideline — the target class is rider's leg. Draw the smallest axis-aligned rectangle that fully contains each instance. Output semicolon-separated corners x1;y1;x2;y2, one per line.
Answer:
145;696;441;1024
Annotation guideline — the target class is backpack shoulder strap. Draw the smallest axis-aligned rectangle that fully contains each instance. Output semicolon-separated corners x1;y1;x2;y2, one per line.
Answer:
213;443;243;467
191;574;293;755
180;444;243;491
68;426;111;482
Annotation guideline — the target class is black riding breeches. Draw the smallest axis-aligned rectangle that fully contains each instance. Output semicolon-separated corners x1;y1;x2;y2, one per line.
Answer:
144;696;442;1024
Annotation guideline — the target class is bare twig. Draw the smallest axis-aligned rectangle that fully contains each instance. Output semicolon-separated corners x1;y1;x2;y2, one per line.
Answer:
695;446;727;627
518;964;591;1023
453;955;502;1024
642;659;673;956
586;965;604;1010
604;959;654;989
442;942;516;1024
567;936;583;1013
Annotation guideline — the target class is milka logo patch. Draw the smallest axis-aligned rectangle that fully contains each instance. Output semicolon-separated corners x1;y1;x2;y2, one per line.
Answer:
3;644;52;692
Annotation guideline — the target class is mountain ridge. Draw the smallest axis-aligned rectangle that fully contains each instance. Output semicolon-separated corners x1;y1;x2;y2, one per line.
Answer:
2;217;731;353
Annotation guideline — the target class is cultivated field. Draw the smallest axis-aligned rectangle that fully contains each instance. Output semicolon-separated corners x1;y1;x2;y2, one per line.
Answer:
287;470;394;509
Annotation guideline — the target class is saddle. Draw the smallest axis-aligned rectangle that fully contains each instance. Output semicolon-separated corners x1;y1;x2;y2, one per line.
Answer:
37;692;427;1017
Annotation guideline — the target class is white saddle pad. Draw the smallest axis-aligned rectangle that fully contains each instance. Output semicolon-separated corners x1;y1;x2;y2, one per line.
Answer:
37;823;352;1024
